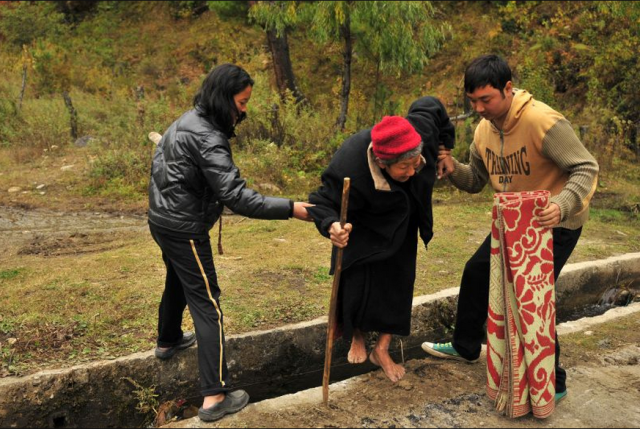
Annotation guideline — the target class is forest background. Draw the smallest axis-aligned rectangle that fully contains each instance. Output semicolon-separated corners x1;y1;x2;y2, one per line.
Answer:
0;1;638;381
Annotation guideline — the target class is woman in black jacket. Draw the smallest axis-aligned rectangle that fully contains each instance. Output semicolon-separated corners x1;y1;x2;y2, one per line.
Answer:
148;63;312;422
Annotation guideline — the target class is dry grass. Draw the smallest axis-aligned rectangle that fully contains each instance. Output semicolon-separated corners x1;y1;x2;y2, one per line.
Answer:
1;181;638;377
1;145;639;378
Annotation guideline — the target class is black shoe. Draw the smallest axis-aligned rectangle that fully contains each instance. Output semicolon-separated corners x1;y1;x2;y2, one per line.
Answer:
198;390;250;422
154;331;196;360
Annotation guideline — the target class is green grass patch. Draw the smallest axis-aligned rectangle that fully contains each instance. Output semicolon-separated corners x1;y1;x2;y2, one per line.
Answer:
0;268;24;281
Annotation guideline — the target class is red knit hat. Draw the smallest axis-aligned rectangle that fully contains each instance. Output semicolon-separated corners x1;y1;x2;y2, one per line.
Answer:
371;116;422;160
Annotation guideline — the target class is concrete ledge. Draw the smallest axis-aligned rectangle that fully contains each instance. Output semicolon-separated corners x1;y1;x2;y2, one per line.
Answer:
165;303;640;429
1;253;638;428
555;252;640;321
557;301;640;336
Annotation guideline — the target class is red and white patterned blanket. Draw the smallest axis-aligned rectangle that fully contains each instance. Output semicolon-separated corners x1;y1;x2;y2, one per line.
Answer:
486;191;556;418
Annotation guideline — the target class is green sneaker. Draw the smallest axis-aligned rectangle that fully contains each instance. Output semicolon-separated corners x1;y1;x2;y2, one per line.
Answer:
555;390;567;403
421;341;479;363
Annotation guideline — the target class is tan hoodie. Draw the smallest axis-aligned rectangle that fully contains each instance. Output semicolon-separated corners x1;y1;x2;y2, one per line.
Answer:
450;90;599;230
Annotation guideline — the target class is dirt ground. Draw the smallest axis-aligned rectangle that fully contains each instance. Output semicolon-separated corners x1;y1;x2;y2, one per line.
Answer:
0;205;147;255
165;309;640;428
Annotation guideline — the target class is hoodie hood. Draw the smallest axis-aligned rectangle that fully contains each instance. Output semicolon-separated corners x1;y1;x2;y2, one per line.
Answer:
494;89;533;134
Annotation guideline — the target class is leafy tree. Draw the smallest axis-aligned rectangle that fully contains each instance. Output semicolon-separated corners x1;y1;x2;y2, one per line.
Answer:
302;1;448;130
248;1;305;103
496;1;639;152
208;1;304;103
205;0;248;18
586;1;640;123
0;2;64;48
53;0;100;24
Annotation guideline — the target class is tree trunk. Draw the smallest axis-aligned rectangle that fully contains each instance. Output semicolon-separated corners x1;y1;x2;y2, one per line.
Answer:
62;91;78;140
18;63;27;111
136;85;145;128
336;12;352;131
266;28;305;104
372;61;381;124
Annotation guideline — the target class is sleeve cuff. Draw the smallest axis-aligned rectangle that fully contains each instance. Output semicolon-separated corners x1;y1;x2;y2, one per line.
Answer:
550;195;570;221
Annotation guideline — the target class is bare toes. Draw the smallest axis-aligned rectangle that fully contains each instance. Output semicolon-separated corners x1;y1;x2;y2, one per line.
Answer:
348;344;367;364
348;350;367;364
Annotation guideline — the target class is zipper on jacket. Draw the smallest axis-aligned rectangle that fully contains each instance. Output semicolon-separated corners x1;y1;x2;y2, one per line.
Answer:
499;129;507;192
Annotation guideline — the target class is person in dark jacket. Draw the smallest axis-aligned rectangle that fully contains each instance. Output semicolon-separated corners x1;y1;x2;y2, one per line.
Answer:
148;63;313;422
308;97;455;383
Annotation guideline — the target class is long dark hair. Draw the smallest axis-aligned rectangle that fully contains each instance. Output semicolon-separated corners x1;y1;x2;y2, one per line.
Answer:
193;63;254;137
464;54;512;94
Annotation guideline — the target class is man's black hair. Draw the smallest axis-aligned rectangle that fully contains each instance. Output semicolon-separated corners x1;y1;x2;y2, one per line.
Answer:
464;54;512;94
193;63;254;137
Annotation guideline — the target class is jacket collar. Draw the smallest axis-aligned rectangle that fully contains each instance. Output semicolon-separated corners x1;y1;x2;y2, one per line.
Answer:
367;143;426;191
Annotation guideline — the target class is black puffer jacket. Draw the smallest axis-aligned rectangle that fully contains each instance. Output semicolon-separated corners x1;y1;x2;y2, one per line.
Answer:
148;108;292;237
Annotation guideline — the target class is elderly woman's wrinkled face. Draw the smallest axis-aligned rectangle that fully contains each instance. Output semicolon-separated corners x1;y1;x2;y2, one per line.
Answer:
232;85;252;124
378;154;422;183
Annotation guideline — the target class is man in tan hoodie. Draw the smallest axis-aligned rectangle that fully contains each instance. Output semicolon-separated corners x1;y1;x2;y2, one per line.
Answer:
422;54;599;403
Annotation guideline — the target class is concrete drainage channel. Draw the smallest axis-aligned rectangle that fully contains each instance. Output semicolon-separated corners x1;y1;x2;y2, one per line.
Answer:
1;253;638;428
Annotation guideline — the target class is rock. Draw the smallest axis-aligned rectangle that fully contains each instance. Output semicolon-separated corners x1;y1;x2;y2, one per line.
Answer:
74;136;93;148
148;132;162;145
614;290;631;306
60;165;75;171
8;187;21;193
258;183;282;193
396;380;413;391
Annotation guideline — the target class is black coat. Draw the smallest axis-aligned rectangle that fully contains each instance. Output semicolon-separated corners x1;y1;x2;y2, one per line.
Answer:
148;108;292;237
307;96;455;273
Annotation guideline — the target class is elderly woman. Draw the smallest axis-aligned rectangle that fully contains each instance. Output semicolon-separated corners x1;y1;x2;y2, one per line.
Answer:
308;97;455;382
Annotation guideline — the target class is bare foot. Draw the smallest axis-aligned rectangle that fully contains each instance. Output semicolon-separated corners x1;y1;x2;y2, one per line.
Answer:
347;330;367;364
369;348;405;383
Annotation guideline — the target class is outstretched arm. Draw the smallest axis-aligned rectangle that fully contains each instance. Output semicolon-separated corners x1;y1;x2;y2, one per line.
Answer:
443;142;489;194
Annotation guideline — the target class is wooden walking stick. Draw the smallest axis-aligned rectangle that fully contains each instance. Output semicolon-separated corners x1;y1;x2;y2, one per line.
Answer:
322;177;351;406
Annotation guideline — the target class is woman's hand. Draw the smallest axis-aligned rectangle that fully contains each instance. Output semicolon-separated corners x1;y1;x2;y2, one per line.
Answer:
329;222;353;248
293;202;315;221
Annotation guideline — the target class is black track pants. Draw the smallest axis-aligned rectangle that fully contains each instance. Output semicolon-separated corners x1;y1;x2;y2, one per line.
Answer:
150;225;230;396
